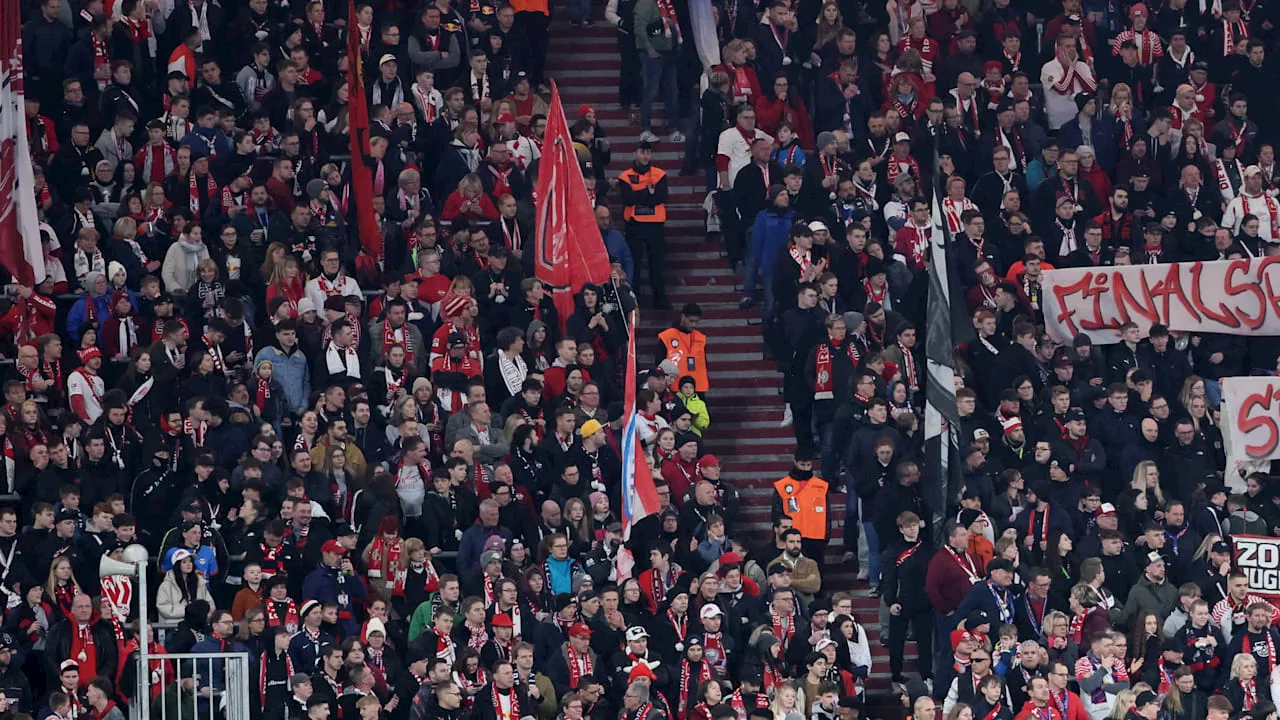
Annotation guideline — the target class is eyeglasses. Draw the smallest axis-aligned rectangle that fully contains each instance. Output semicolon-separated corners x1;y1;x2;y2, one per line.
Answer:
973;657;991;663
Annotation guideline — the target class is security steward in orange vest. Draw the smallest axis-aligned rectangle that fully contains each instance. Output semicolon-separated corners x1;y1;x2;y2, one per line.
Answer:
617;141;671;308
658;303;709;394
771;449;829;567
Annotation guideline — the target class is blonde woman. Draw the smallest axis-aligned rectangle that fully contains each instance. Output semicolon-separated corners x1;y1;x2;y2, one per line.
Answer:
1108;688;1137;720
441;174;499;223
1130;461;1166;512
1108;83;1134;116
1042;610;1079;667
770;682;803;720
1178;376;1206;415
45;556;83;625
1223;654;1260;713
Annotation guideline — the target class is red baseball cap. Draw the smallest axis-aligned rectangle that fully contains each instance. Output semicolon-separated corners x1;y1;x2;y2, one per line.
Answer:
321;540;347;555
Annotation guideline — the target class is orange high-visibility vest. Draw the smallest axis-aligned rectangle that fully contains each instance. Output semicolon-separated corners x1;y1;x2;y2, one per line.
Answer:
774;476;829;540
618;166;668;222
657;327;708;392
510;0;549;14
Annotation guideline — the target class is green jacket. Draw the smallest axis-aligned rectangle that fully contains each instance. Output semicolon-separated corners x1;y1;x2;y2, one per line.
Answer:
681;393;710;435
633;0;676;52
407;595;461;643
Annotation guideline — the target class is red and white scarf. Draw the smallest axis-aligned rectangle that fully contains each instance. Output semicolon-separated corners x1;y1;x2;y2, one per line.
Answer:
1239;192;1279;235
678;659;712;719
367;535;403;584
188;173;217;218
943;197;977;233
140;143;176;184
1221;17;1248;56
789;245;812;278
254;378;272;414
91;33;110;88
1241;679;1258;710
202;335;224;373
655;0;682;40
1243;630;1277;676
771;610;795;651
491;683;519;720
814;340;860;401
259;650;295;710
382;322;415;367
266;598;299;632
899;342;917;390
567;645;593;689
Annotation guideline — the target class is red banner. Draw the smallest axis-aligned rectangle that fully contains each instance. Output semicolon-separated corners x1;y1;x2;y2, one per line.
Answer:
346;0;382;257
533;81;610;326
0;0;43;285
1043;258;1280;344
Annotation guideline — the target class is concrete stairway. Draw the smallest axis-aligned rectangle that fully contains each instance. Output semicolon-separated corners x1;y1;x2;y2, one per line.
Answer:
543;16;920;694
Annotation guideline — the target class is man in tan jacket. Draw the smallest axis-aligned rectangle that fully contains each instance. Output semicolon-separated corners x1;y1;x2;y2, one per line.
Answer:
310;418;369;477
769;528;822;602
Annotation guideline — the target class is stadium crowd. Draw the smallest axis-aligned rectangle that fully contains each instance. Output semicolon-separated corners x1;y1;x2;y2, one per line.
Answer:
8;0;1280;716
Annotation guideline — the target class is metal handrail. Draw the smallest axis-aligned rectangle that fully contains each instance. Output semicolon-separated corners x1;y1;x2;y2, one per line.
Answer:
139;651;252;720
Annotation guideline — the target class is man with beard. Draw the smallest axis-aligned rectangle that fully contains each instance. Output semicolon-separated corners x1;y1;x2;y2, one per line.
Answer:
772;451;829;569
1050;409;1106;487
1095;186;1137;249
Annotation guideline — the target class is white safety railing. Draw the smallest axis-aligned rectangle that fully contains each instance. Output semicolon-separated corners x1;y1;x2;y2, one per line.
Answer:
135;652;252;720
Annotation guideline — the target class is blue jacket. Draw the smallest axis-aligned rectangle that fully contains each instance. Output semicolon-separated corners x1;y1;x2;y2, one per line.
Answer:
752;207;796;280
254;344;310;415
66;294;112;341
1058;117;1118;172
301;565;367;635
180;127;233;158
601;227;635;283
189;635;248;710
457;523;512;578
772;144;807;168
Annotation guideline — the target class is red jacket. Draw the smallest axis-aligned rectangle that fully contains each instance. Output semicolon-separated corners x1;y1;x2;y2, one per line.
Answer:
1014;702;1064;720
1048;690;1090;720
753;96;814;149
440;191;499;222
0;293;56;344
925;547;983;615
660;456;702;507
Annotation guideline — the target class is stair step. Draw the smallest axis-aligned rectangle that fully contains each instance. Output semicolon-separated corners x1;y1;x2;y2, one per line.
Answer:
550;23;910;693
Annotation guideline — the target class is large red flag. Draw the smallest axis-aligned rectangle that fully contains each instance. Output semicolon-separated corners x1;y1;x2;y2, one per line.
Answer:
346;0;383;258
0;0;44;285
533;81;611;326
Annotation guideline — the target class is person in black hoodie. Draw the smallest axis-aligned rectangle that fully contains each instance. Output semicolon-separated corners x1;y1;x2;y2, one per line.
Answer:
1050;408;1106;488
880;510;933;683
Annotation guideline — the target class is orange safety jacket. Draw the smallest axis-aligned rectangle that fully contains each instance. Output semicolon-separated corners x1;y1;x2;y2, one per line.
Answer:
657;326;708;391
774;476;829;540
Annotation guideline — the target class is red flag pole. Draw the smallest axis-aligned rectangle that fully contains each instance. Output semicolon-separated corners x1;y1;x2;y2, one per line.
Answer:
346;0;382;258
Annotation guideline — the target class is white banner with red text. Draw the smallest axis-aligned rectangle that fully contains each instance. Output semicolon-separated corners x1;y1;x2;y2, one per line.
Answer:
1221;376;1280;462
1041;258;1280;345
1232;535;1280;599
